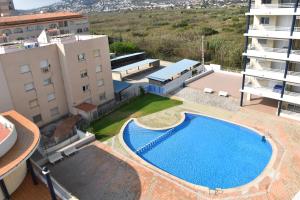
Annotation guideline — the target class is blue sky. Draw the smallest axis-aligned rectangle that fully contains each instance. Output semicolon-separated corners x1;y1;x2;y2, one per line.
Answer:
14;0;61;10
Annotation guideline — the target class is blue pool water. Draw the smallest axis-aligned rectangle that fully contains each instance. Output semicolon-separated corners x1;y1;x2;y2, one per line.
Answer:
123;113;272;189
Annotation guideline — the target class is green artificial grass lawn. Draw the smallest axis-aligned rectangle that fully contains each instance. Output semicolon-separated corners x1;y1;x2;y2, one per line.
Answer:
87;94;182;141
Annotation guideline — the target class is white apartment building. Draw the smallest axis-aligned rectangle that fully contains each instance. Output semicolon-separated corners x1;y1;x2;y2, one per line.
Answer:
0;32;114;127
240;0;300;120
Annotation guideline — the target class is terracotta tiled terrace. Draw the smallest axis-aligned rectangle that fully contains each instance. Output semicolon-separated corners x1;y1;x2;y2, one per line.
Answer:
48;99;300;200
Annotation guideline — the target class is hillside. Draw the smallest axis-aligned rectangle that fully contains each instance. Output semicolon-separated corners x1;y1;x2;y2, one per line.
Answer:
90;7;246;70
33;0;246;13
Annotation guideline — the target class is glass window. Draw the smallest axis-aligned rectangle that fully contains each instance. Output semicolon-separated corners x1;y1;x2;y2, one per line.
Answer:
99;93;106;101
14;28;23;34
32;114;42;123
80;70;88;78
3;29;12;35
96;64;102;73
258;39;267;45
50;107;59;117
260;17;270;25
93;49;101;57
78;53;86;61
97;79;104;87
82;84;89;92
262;0;271;4
20;65;30;74
47;93;55;101
29;99;39;109
24;82;34;92
43;78;52;86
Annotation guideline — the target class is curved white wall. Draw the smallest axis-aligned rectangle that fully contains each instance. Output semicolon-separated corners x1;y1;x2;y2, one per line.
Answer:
0;116;17;157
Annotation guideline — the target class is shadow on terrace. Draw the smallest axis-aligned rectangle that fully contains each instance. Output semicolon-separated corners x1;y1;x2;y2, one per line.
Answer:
48;144;142;200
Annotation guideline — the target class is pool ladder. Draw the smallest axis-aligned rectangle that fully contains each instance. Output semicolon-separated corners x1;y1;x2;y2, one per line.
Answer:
135;127;176;155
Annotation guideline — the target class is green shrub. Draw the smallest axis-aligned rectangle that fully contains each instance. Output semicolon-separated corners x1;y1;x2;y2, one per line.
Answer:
200;27;219;36
110;41;140;54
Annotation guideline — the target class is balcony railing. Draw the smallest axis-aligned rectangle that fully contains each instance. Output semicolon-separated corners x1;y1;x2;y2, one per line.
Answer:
251;3;299;9
248;45;300;55
285;90;300;97
246;64;285;73
249;25;300;32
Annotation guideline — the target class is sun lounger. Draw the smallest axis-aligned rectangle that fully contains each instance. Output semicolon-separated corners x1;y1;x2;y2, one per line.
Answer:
63;146;78;157
48;152;63;164
218;91;228;97
204;88;214;94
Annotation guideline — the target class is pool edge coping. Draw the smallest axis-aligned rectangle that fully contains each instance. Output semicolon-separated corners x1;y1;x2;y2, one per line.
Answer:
118;110;280;197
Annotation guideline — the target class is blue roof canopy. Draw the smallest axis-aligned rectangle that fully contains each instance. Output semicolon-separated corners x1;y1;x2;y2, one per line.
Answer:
111;52;145;62
112;59;159;73
113;80;131;93
147;59;200;82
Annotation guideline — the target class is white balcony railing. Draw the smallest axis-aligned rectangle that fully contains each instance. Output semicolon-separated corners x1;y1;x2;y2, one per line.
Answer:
246;64;285;73
248;45;300;55
251;3;299;9
249;25;300;32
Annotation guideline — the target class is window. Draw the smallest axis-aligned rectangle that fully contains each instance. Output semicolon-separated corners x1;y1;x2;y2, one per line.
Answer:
58;21;68;27
99;93;106;101
50;107;59;117
20;65;30;74
14;28;23;34
82;84;89;92
77;28;83;33
77;53;86;62
260;17;270;25
97;79;104;87
262;0;271;4
3;29;12;35
47;93;55;102
43;78;52;86
93;49;101;57
26;26;35;32
80;70;88;78
29;99;39;109
96;64;102;73
32;114;42;123
40;60;50;73
258;39;267;45
83;27;89;32
24;82;34;92
49;24;57;29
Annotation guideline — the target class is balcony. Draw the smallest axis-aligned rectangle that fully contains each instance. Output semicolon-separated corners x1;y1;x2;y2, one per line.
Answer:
244;64;285;80
282;90;300;104
244;45;300;62
244;63;300;83
247;3;300;15
246;25;300;39
280;104;300;120
242;84;282;100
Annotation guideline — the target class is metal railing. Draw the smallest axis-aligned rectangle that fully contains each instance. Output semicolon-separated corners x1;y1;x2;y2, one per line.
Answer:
249;25;294;32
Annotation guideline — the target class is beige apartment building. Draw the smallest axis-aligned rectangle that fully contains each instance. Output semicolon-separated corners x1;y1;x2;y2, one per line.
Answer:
0;12;89;42
0;32;114;127
0;0;14;16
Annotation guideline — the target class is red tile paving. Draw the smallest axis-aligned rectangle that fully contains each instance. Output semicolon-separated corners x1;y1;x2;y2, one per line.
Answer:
11;174;52;200
187;72;242;98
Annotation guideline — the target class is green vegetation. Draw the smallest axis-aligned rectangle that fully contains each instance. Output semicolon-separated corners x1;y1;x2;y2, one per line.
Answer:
87;94;182;141
110;41;140;55
89;7;246;70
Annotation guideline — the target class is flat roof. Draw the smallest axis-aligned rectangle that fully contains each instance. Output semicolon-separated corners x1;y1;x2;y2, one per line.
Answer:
112;59;159;73
147;59;200;82
75;103;97;112
0;12;85;26
113;80;131;93
0;111;40;178
111;52;145;62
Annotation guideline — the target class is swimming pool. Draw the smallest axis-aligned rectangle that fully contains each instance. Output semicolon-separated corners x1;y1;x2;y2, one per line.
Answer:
123;113;273;189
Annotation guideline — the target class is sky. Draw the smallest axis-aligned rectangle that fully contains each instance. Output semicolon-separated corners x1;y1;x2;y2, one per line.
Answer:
14;0;61;10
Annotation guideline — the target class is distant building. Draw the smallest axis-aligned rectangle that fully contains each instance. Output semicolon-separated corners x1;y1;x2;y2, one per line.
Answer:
0;12;89;42
0;31;114;126
0;110;40;199
147;59;201;94
0;0;15;16
240;0;300;120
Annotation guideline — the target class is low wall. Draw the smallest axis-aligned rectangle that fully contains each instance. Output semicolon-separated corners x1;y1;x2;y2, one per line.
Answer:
184;70;214;85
